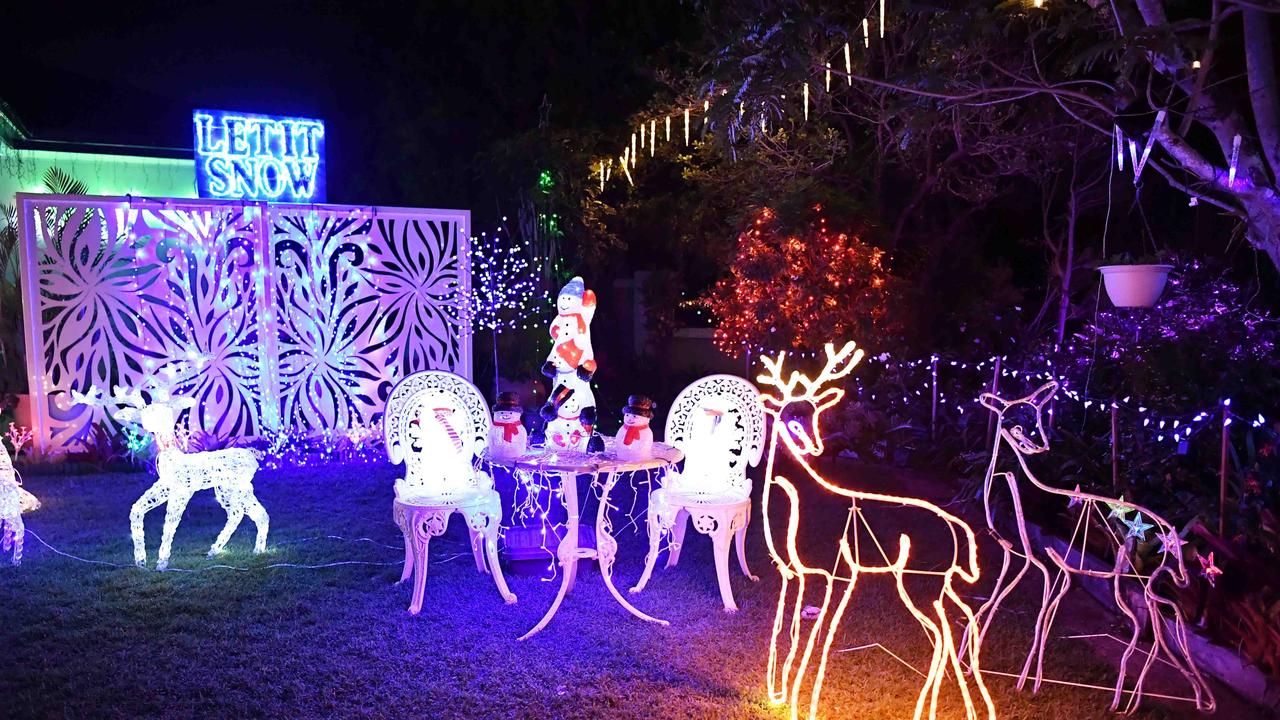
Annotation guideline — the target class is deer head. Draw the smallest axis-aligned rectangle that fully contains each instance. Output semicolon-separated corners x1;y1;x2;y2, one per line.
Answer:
980;381;1057;456
757;341;864;457
108;376;196;440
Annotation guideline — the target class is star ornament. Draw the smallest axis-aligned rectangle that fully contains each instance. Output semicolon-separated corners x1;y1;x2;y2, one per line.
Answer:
1106;496;1132;521
1200;552;1223;587
1123;512;1154;540
1156;529;1187;556
1067;485;1083;508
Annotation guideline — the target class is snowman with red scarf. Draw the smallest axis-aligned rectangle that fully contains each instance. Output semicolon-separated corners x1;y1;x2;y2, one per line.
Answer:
614;395;656;460
539;277;603;453
488;391;527;459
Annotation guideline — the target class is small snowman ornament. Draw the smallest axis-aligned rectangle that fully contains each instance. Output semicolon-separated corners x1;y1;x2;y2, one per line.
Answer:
614;395;656;461
488;391;528;459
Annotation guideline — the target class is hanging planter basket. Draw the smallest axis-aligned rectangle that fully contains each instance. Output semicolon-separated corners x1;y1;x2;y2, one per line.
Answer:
1098;264;1173;308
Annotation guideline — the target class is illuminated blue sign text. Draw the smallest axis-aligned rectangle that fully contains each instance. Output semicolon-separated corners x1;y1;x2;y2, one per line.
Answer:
193;110;326;202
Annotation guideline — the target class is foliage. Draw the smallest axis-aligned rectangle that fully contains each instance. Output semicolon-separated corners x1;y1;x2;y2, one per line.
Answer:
704;205;897;356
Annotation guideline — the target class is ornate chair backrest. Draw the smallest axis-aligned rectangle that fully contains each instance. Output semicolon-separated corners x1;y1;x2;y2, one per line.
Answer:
385;371;491;490
664;375;766;499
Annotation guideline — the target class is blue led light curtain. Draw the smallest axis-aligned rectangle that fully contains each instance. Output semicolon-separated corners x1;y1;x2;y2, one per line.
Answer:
17;195;471;451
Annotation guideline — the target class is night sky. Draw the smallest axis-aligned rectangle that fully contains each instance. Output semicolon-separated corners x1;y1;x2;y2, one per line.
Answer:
4;0;694;211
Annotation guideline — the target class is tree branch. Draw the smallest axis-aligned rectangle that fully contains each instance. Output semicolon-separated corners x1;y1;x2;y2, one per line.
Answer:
1243;9;1280;180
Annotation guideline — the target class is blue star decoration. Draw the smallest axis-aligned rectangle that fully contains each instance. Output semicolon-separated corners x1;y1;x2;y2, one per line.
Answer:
1123;512;1154;540
1106;496;1132;521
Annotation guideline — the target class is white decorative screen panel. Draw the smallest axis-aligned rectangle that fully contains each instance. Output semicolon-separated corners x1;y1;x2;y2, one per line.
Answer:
18;194;471;451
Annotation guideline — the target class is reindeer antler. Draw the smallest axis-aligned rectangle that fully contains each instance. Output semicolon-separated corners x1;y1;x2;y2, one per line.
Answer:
799;342;864;395
112;385;147;410
756;351;804;400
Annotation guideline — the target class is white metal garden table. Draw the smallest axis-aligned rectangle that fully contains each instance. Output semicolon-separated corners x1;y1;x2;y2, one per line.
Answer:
486;438;682;640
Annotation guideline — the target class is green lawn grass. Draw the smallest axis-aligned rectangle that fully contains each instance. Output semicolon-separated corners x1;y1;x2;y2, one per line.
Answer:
0;461;1259;719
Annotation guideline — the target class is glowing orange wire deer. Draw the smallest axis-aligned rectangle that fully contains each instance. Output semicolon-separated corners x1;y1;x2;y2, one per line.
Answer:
757;341;996;720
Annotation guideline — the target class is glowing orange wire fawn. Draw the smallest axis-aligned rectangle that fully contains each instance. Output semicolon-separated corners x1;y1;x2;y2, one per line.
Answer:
757;341;996;720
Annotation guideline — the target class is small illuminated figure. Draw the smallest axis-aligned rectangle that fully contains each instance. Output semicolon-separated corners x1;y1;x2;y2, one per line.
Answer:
757;342;995;720
109;380;269;570
488;391;528;459
613;394;655;461
0;442;24;565
974;382;1214;713
540;277;600;452
631;376;766;612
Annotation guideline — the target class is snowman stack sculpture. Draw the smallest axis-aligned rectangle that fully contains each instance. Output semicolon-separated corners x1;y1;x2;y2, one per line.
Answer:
489;391;528;459
614;395;656;460
540;277;603;452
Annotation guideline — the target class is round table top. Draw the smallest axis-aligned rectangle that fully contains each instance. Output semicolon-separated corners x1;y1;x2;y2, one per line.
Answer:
483;438;683;474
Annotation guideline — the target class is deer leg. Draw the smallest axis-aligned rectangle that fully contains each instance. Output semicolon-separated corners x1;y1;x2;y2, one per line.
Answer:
129;482;169;568
892;560;943;720
789;571;835;720
208;488;246;557
943;583;998;720
766;567;800;705
9;514;23;566
242;492;270;554
665;508;690;568
807;540;858;720
1147;584;1215;713
1110;556;1142;713
156;490;193;571
1034;554;1074;695
933;597;979;720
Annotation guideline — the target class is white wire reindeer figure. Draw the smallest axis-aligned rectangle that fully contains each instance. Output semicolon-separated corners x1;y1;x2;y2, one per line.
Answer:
107;379;269;570
973;381;1214;714
758;341;995;720
0;442;24;565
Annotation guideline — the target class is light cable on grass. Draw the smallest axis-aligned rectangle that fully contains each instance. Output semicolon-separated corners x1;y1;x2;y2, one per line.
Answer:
21;528;435;573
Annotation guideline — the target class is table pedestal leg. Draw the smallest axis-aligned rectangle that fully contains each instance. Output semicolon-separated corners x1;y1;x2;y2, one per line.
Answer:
519;471;580;640
597;471;670;626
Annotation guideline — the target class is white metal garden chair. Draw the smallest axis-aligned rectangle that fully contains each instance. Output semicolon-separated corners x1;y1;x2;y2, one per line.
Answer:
630;375;767;611
385;370;516;613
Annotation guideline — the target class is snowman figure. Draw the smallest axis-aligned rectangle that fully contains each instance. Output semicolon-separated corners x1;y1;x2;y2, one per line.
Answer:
541;276;597;383
540;276;602;453
543;381;602;453
614;395;656;460
488;391;528;459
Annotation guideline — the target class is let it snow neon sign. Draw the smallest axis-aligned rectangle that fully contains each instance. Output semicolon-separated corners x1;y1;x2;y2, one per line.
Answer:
193;110;326;202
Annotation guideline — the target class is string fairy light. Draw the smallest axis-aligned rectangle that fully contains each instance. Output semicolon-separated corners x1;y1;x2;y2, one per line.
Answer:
684;108;691;145
665;115;671;142
844;43;852;85
803;82;810;122
757;341;996;720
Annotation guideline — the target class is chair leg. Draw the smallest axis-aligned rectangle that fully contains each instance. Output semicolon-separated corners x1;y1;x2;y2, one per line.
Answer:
484;522;517;604
409;532;431;615
666;509;690;568
735;521;758;581
712;524;738;612
468;526;487;573
394;503;413;583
